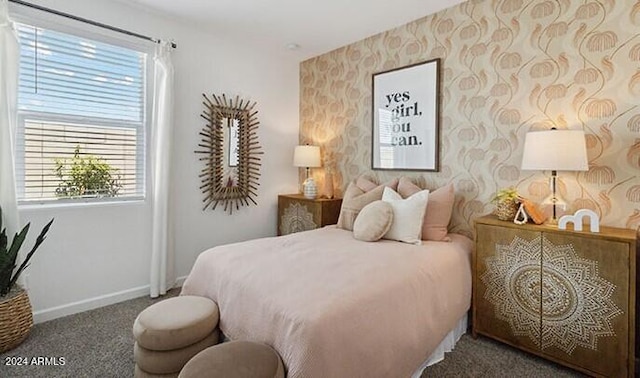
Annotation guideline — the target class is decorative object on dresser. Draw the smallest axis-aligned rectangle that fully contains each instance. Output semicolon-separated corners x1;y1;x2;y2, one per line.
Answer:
195;94;262;214
473;215;636;377
277;194;342;236
558;209;600;233
293;145;321;199
322;168;334;199
520;128;589;223
520;197;546;225
513;204;528;225
490;187;520;221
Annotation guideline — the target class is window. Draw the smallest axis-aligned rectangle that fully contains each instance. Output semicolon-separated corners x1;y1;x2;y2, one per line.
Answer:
15;22;147;203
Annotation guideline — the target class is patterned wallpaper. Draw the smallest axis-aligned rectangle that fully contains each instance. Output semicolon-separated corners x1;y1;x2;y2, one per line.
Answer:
300;0;640;236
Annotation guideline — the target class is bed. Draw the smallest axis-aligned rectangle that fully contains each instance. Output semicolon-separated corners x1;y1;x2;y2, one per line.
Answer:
181;225;472;377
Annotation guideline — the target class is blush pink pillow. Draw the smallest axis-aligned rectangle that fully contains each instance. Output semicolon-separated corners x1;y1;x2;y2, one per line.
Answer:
337;176;401;231
356;176;378;192
397;177;454;242
356;176;399;192
336;182;385;231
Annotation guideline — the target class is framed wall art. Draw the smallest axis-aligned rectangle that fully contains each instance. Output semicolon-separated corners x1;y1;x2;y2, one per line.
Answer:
371;58;441;171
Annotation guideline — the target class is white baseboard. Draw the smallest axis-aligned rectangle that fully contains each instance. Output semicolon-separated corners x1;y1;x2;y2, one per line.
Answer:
33;275;188;324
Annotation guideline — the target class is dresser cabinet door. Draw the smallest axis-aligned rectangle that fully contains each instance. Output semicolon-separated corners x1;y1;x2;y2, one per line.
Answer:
475;223;542;352
278;199;319;235
541;232;630;377
475;216;636;377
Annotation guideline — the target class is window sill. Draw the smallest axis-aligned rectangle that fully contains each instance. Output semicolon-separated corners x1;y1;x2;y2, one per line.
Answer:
18;196;146;211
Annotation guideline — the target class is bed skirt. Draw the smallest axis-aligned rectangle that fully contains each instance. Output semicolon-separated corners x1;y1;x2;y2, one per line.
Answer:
218;312;467;377
411;312;468;378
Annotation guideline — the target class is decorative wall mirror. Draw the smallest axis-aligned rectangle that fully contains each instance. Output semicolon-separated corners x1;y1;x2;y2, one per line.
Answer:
196;94;262;214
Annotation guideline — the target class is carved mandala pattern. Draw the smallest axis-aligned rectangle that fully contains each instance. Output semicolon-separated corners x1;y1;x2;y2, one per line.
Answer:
280;202;316;235
481;235;622;354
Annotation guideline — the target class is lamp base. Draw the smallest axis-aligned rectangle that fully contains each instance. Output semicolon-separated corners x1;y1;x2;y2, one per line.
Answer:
540;172;568;225
541;194;566;225
303;178;318;199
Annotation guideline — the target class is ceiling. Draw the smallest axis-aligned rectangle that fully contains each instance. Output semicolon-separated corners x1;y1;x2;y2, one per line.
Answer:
124;0;467;60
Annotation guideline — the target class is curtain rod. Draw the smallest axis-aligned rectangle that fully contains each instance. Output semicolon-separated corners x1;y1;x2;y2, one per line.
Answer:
8;0;177;48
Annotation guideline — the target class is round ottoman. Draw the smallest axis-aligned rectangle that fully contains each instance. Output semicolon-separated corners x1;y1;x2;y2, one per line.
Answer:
178;341;285;378
133;296;220;377
134;364;179;378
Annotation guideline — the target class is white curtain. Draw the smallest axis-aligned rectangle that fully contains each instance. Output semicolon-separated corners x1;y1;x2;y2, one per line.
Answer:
0;0;20;238
150;42;175;298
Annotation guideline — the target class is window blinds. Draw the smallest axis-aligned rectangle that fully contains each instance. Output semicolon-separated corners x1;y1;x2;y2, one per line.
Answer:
17;24;145;122
15;23;147;202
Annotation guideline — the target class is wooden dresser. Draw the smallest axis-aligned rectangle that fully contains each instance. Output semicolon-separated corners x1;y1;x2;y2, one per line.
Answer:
473;215;637;377
277;194;342;236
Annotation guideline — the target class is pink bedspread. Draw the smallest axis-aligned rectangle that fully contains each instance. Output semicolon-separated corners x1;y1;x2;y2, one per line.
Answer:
181;226;472;378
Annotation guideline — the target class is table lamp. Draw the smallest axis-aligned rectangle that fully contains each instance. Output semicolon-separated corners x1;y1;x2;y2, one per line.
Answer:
520;128;588;223
293;145;321;199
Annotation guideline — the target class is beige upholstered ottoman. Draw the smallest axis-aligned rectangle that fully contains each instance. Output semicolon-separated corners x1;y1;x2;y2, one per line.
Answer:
178;341;285;378
133;296;220;377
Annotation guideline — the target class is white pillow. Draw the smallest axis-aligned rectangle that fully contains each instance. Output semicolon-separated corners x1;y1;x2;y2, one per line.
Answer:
381;186;429;245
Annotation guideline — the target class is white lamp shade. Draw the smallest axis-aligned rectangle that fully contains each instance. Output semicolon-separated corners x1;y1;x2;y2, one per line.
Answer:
521;129;588;171
293;145;321;168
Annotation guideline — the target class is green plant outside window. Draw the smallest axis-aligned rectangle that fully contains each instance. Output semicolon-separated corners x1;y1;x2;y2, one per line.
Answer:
54;147;122;198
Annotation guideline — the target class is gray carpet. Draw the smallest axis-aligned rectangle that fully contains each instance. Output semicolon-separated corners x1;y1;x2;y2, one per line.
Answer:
0;290;585;377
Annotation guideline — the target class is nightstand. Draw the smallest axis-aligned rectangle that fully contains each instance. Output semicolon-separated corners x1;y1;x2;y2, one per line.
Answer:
277;194;342;236
473;215;637;377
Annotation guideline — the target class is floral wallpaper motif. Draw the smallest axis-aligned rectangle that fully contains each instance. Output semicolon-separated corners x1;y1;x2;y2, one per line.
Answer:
300;0;640;236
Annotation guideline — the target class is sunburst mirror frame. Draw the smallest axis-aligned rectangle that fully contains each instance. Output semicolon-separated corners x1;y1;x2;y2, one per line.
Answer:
196;93;262;214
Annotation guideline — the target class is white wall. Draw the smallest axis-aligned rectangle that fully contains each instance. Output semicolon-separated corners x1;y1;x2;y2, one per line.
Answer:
11;0;300;322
